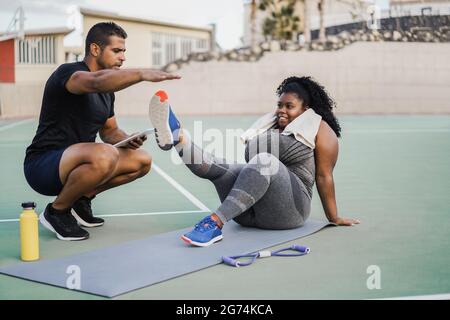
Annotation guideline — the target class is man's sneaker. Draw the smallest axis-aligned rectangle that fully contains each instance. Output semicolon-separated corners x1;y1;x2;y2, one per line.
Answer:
71;196;104;228
148;90;181;150
39;203;89;241
181;216;223;247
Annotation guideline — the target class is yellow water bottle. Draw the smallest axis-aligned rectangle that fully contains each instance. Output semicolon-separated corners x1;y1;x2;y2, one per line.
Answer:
20;202;39;261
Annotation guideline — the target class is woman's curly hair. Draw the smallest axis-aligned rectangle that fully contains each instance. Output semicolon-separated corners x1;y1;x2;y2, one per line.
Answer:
276;76;342;138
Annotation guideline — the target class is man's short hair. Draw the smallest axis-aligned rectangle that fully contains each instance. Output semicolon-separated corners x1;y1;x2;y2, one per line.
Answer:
85;22;127;56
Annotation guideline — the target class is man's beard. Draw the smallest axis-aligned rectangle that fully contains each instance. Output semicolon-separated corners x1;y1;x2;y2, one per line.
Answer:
96;56;109;70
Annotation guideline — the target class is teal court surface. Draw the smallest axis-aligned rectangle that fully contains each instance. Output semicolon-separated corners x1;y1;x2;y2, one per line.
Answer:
0;114;449;299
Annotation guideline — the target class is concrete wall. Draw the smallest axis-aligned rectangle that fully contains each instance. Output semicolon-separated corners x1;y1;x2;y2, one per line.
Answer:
0;82;45;118
1;41;449;118
15;65;57;84
113;41;450;115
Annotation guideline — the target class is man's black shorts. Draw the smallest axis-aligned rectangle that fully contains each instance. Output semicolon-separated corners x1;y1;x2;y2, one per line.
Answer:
24;148;66;196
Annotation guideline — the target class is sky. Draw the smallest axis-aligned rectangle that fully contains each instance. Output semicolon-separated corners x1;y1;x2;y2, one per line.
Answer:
0;0;245;49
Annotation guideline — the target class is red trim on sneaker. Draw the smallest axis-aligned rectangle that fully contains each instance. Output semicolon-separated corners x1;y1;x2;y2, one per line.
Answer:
155;90;168;102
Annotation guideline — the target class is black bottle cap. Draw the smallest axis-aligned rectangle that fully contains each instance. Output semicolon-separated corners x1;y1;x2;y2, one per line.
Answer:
21;202;36;209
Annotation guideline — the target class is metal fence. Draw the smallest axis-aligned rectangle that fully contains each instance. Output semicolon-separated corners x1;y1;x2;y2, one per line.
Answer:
311;14;450;40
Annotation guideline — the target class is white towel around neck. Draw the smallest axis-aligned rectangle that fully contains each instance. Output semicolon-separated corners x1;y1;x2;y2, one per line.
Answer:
240;108;322;149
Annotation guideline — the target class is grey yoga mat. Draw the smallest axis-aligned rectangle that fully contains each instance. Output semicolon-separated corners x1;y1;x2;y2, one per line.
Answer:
0;219;331;297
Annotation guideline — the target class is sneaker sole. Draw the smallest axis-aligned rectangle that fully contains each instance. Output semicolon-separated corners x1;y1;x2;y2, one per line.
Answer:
149;93;174;151
39;212;89;241
181;234;223;247
71;209;104;228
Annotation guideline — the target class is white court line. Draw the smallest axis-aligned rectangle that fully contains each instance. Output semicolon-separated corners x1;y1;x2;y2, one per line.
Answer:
0;119;34;132
0;209;207;223
0;218;20;223
373;293;450;300
346;128;450;134
98;210;206;218
152;163;211;212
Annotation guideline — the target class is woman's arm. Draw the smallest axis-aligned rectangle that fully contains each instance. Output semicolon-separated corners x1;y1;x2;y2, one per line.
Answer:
315;121;360;226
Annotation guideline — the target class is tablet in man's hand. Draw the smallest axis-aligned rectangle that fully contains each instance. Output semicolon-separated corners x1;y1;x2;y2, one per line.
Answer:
113;128;155;148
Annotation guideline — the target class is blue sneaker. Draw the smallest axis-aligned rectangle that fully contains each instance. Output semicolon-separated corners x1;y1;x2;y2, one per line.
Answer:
181;216;223;247
149;90;181;150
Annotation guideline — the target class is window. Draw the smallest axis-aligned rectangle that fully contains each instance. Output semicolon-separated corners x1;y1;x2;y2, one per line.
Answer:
421;7;432;16
17;36;56;64
165;34;177;64
195;38;208;52
180;37;192;58
152;33;163;67
151;32;209;67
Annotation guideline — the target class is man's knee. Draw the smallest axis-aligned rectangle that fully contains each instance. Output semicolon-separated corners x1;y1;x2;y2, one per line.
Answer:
90;144;120;175
127;149;152;177
139;152;152;176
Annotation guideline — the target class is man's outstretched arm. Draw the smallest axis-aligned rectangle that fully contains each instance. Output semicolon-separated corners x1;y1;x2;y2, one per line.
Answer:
66;69;180;95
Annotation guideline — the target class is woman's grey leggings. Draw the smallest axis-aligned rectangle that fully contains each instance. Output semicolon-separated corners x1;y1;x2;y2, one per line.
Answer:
175;137;311;229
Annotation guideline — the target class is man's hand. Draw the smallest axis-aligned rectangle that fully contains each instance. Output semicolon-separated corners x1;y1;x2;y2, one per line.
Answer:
331;217;361;226
140;69;181;82
125;133;147;150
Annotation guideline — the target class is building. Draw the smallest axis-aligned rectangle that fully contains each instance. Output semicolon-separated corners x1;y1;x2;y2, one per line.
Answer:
79;7;214;68
65;46;84;63
0;27;73;117
389;0;450;16
0;27;72;84
0;7;214;118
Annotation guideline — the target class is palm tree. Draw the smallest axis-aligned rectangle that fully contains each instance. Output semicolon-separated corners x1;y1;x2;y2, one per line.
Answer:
318;0;326;42
336;0;368;22
303;0;311;43
259;0;300;42
250;0;258;47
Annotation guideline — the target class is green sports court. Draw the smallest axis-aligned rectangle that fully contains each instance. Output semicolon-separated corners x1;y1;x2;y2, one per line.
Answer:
0;114;449;300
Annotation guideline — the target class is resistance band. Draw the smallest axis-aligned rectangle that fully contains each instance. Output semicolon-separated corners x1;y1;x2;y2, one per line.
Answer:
222;244;310;267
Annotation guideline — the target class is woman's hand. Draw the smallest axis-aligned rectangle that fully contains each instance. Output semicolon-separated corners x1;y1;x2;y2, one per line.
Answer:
331;217;361;226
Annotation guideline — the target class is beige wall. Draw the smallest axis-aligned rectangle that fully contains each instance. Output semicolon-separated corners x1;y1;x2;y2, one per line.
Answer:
83;15;211;68
15;65;56;84
0;82;45;118
112;42;450;115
